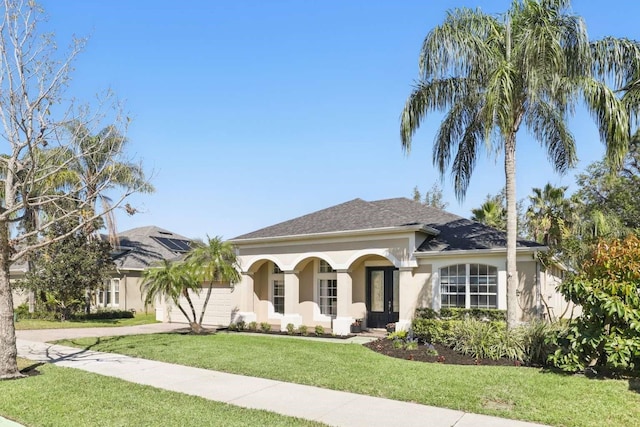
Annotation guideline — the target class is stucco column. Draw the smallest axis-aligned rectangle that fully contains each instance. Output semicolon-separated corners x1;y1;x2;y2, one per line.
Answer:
397;267;415;331
281;270;302;330
236;272;256;324
333;269;354;336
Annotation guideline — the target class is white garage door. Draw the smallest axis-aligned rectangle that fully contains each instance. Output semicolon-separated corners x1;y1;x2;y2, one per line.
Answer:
176;284;234;326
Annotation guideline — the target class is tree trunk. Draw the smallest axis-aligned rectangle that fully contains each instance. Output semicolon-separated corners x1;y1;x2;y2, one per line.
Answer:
198;283;214;326
0;220;23;379
505;134;519;330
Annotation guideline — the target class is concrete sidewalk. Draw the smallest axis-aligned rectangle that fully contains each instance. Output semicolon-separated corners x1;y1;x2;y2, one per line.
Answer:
15;338;550;427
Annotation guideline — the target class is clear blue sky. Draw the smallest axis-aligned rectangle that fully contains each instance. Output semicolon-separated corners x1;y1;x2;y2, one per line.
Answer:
38;0;640;240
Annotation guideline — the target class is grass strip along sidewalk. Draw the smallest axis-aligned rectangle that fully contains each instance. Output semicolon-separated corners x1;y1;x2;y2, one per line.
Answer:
56;332;640;427
0;359;326;427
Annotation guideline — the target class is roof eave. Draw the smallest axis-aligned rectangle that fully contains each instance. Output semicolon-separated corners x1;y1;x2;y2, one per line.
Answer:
230;224;439;245
414;246;548;258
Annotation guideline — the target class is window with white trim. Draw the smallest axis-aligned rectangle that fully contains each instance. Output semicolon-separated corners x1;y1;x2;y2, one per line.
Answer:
270;262;284;316
317;260;337;317
273;279;284;314
98;278;120;308
440;264;497;309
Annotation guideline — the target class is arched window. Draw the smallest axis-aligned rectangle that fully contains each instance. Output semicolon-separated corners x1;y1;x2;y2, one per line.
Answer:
440;264;498;309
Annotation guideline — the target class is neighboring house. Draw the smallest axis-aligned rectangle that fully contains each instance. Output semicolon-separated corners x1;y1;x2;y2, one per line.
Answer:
101;226;194;314
11;226;196;316
225;197;570;335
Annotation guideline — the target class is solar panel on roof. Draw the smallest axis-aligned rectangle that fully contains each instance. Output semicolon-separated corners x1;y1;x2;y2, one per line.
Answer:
151;236;192;253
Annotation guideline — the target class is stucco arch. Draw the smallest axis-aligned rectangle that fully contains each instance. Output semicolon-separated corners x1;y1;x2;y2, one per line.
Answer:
291;252;337;271
343;249;404;270
242;255;285;273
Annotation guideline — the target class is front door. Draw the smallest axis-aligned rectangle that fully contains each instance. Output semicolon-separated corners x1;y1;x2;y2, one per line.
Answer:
366;267;399;328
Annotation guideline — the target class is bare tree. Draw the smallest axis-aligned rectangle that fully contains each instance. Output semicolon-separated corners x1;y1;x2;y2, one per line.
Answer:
0;0;150;379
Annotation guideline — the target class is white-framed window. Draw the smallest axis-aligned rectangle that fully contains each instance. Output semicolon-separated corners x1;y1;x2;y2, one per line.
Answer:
440;264;497;309
269;262;284;317
98;278;120;308
273;279;285;315
316;260;337;318
318;279;337;316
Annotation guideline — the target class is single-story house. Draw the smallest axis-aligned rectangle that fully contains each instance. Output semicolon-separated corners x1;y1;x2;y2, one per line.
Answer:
12;226;202;316
222;197;569;335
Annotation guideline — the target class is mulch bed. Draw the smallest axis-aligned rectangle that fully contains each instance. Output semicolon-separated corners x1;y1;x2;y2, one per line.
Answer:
364;338;522;366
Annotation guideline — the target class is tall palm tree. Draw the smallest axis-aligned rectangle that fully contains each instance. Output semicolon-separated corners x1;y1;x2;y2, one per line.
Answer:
400;0;640;328
185;236;241;326
66;122;154;241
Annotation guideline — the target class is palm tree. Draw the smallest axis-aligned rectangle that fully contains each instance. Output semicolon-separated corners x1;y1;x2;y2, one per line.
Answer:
525;183;571;247
141;260;201;331
141;238;241;334
66;122;154;241
185;236;241;326
471;200;506;230
400;0;640;328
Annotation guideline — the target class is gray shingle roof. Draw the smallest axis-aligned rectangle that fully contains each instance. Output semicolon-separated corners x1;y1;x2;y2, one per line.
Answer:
113;226;193;270
232;197;543;252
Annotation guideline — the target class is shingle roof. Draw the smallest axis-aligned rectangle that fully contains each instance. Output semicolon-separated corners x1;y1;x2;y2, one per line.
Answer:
231;197;543;252
112;226;193;270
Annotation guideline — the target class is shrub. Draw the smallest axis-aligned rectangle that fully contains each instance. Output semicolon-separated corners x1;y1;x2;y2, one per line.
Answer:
247;321;258;331
448;319;504;360
387;330;408;341
414;307;438;319
260;322;271;333
553;235;640;374
227;322;238;331
314;325;325;336
298;325;308;336
235;320;246;331
286;323;295;335
520;321;562;366
13;303;30;320
73;310;135;320
439;307;506;321
411;319;458;344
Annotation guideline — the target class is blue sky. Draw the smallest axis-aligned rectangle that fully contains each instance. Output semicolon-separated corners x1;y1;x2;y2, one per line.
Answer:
38;1;640;240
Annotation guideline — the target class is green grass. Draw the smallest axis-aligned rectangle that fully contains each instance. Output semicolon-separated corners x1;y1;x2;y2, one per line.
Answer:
57;333;640;427
0;358;325;427
14;313;158;330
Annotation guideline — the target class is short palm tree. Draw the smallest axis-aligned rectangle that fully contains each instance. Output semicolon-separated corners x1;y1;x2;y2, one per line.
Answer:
142;238;241;334
141;260;201;332
400;0;640;328
185;236;241;326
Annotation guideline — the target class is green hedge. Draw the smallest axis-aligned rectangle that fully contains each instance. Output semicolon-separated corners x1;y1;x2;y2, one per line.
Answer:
414;307;506;321
71;310;135;320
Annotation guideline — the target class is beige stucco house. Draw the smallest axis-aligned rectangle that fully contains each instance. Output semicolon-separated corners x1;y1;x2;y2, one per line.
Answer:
12;226;195;315
224;197;568;335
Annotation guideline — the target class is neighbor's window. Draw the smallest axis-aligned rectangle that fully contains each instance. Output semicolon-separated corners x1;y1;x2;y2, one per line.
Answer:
440;264;497;309
98;279;120;308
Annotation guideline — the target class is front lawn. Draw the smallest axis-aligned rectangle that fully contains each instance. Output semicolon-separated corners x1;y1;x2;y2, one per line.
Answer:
0;358;325;427
57;333;640;427
14;312;158;330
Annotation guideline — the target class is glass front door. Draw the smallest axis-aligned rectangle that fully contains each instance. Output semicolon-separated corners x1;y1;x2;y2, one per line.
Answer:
366;267;399;328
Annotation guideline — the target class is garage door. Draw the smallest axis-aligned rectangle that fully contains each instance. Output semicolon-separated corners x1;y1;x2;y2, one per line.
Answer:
176;284;234;326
